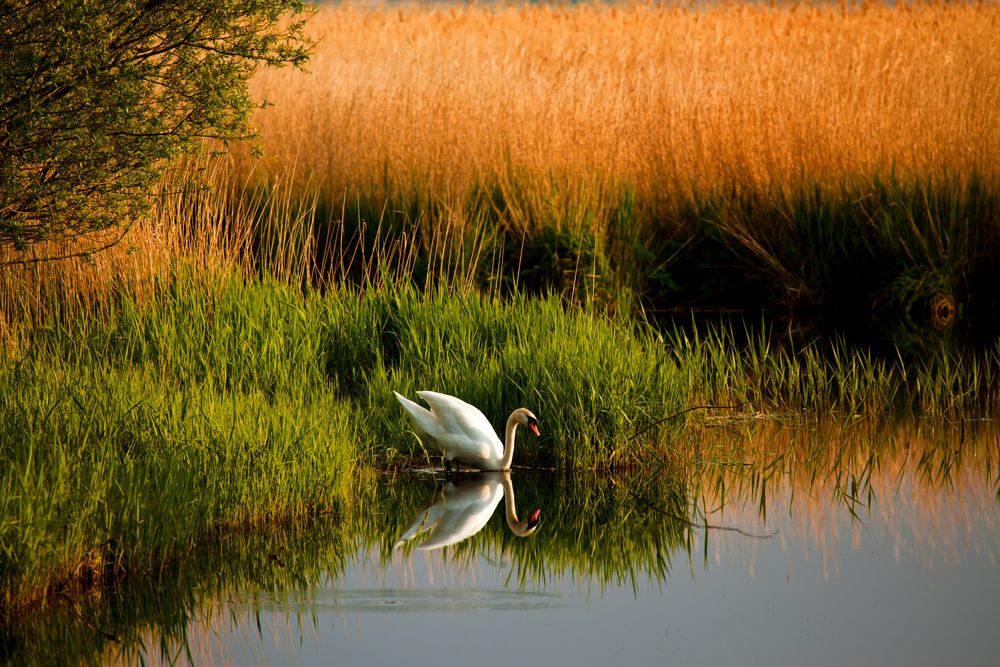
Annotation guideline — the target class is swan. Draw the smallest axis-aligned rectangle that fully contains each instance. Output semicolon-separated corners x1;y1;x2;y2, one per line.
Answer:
394;472;541;551
393;390;540;471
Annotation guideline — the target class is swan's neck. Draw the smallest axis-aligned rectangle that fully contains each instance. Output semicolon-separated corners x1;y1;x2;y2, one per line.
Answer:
501;472;531;536
499;412;521;470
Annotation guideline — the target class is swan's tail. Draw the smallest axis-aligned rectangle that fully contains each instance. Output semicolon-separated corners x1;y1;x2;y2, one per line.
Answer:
393;390;434;438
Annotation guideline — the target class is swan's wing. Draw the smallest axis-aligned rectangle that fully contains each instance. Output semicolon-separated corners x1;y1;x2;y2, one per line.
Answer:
416;391;502;447
394;503;446;550
418;481;504;550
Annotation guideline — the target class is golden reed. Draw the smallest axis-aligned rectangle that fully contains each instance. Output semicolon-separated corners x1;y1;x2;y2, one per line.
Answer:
239;1;1000;214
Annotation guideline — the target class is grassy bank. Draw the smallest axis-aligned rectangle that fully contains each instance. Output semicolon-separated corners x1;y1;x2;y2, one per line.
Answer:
0;276;359;612
4;269;998;611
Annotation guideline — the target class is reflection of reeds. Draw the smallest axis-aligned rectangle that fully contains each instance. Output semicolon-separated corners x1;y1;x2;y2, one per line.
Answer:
0;518;355;666
11;418;994;665
688;417;1000;578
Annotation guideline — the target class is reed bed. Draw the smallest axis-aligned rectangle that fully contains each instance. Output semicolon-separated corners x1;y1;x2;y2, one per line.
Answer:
242;1;1000;209
5;1;999;335
0;158;327;342
219;1;1000;339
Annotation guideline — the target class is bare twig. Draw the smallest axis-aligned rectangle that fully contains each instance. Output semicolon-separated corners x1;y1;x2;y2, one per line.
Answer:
628;404;745;443
622;483;777;540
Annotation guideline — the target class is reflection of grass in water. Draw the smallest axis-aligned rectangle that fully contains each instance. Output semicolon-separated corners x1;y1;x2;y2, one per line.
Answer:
5;418;997;665
684;416;1000;576
364;417;1000;595
0;517;357;667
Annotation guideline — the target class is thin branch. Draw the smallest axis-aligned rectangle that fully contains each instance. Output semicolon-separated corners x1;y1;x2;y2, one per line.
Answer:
628;404;746;442
0;222;134;269
621;481;778;540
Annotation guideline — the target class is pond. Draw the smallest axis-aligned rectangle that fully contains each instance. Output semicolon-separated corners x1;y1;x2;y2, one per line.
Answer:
6;418;999;666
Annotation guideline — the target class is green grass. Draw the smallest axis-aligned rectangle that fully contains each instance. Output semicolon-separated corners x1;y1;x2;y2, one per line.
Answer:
667;319;1000;417
0;272;691;611
0;274;359;611
323;285;688;469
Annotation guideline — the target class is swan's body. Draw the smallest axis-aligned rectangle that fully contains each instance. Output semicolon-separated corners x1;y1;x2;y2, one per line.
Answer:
393;390;540;471
394;472;541;551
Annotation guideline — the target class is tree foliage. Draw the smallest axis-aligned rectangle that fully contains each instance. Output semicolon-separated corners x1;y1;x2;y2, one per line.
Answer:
0;0;311;255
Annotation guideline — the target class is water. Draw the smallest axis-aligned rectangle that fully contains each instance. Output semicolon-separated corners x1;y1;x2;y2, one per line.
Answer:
6;419;999;666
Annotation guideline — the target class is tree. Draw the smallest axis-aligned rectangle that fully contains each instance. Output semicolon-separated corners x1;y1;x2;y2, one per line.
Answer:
0;0;311;258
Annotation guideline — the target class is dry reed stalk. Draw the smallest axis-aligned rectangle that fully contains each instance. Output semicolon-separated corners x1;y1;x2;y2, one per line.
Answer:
0;160;256;345
6;2;998;334
236;1;1000;222
0;224;168;344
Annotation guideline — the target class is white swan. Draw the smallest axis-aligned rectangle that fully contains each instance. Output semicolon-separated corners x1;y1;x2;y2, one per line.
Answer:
393;390;540;471
393;472;541;551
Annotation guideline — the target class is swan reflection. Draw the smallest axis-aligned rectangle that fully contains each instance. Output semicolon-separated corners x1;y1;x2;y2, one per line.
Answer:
394;472;540;551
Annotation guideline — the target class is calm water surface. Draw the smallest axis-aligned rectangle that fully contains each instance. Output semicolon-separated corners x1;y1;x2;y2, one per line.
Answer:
177;420;999;667
9;419;999;666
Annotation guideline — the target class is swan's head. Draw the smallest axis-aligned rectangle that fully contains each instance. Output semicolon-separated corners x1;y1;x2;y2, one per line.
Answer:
515;508;541;537
515;408;541;437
